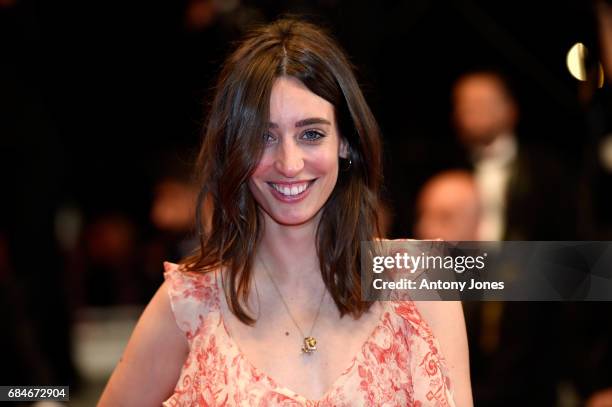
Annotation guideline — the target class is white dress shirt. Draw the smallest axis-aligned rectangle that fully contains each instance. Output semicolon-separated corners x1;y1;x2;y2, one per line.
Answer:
472;133;518;241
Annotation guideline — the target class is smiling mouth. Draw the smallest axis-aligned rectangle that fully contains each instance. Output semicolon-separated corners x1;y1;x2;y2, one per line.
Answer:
267;180;315;197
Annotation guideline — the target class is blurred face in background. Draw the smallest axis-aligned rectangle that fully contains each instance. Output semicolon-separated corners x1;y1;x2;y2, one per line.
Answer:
415;171;481;241
151;179;197;233
453;73;518;147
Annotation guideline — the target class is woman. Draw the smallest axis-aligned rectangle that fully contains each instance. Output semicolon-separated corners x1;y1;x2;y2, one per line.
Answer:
99;18;472;406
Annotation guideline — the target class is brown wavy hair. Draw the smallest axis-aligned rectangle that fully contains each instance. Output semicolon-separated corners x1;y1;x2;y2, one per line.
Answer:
184;18;383;324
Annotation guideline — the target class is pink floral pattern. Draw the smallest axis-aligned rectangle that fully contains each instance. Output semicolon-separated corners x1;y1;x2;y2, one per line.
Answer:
162;262;455;406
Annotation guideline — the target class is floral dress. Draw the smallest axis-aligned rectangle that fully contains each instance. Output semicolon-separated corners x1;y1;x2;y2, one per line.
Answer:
162;262;456;406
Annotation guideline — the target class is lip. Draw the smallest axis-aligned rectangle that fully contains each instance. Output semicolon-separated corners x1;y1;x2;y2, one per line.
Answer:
266;180;316;203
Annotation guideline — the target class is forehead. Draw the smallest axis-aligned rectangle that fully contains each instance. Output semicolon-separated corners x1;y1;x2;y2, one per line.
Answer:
421;177;477;207
455;75;508;100
269;76;335;124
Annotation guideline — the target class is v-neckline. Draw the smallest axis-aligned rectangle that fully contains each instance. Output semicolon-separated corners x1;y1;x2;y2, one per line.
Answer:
212;269;390;403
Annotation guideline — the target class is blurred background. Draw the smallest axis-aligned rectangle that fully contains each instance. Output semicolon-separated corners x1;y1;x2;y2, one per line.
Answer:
1;0;611;405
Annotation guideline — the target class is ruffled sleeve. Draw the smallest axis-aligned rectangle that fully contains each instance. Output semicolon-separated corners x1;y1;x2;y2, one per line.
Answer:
163;261;218;341
392;301;456;407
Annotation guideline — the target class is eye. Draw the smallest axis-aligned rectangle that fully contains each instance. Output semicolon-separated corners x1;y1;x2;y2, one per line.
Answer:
263;132;277;144
301;129;325;142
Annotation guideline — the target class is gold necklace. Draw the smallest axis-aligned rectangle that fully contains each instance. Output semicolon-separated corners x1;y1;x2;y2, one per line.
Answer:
258;257;326;355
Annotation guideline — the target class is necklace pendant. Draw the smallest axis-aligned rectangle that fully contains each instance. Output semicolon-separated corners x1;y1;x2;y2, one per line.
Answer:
302;336;317;354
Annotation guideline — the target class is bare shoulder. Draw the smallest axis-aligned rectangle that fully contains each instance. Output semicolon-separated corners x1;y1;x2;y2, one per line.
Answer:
98;280;189;407
411;301;465;341
412;301;473;407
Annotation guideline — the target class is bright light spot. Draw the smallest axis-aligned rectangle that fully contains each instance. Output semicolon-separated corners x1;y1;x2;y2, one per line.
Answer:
566;42;606;87
600;134;612;173
567;42;588;81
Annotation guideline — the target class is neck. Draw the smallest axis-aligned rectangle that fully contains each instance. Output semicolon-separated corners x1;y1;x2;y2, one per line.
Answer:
471;132;517;161
256;213;322;286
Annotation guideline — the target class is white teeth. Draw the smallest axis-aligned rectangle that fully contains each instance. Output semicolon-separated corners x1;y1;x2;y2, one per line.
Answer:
271;182;310;196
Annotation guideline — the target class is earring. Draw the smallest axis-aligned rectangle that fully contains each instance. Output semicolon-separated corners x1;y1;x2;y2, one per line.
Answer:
340;157;352;171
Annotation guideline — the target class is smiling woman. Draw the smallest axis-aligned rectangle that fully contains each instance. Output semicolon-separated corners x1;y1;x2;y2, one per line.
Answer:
98;18;472;406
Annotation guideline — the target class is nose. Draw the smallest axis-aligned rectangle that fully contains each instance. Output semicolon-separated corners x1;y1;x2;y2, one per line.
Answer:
274;138;304;177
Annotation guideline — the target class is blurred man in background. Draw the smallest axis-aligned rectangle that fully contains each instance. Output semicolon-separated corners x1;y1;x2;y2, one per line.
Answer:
435;70;568;406
452;70;578;241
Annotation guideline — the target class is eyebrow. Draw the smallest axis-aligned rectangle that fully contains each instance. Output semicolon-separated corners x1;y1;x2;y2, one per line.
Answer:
268;117;332;128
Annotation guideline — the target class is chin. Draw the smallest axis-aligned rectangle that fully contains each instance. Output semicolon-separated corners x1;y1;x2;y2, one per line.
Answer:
263;207;322;228
269;202;319;227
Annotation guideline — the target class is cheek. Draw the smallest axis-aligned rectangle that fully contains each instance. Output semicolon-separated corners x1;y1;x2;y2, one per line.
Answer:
310;149;339;177
248;160;271;203
250;156;274;179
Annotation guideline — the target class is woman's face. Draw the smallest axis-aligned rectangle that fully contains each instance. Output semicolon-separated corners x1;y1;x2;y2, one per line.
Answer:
248;76;347;227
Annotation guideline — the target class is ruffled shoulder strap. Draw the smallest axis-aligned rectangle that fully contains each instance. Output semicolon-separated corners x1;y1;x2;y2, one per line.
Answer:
163;261;219;340
391;301;456;406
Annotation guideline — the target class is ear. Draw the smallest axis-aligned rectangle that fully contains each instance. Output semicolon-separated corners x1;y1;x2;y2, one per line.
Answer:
339;138;349;159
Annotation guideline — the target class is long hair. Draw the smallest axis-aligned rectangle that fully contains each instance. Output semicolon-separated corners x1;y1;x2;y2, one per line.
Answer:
184;18;383;324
